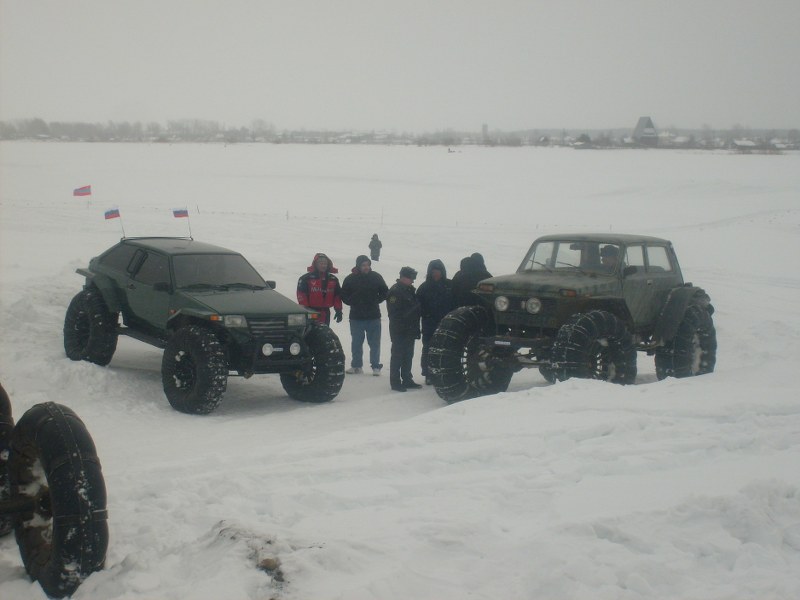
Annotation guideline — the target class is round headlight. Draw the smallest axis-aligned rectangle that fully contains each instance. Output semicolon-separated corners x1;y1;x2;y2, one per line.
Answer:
494;296;510;311
261;343;274;356
289;342;302;356
525;297;542;314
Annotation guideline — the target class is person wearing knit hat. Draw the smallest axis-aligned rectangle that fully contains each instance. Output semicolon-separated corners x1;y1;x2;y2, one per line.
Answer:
386;266;422;391
340;255;389;375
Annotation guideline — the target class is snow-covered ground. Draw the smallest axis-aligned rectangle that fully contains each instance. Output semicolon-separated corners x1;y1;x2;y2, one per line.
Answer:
1;141;799;599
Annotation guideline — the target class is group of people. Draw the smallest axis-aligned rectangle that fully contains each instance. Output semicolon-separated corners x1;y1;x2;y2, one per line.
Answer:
295;239;491;393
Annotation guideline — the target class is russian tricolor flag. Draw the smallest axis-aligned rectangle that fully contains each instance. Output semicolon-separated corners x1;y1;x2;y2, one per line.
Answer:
74;185;92;196
104;208;121;220
173;208;189;218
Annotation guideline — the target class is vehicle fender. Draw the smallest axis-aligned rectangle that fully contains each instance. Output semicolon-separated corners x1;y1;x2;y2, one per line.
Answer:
579;298;633;328
166;308;217;330
654;286;712;343
79;269;123;313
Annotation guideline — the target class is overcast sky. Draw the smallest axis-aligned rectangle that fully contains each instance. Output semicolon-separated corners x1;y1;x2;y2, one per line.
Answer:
1;0;798;132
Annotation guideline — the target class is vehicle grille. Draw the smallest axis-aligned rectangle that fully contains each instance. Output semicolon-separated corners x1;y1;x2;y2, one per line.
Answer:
248;317;288;342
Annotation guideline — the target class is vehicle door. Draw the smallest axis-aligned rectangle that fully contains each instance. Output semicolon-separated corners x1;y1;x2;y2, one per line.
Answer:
621;244;657;328
623;243;680;328
125;249;172;331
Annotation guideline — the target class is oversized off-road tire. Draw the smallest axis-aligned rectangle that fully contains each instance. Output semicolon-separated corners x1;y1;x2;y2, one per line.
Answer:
162;326;228;414
427;306;514;403
0;382;13;537
9;402;108;599
551;310;637;384
63;288;119;366
655;304;717;379
280;325;345;403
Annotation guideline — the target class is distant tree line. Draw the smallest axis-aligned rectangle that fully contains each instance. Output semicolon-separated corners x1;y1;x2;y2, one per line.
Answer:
1;117;798;150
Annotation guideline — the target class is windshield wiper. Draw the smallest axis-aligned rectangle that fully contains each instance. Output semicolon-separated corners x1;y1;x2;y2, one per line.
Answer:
532;260;553;272
556;261;590;275
223;282;266;290
180;283;229;290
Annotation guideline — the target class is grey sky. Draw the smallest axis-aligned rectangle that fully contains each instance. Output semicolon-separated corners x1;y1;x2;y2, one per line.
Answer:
1;0;798;132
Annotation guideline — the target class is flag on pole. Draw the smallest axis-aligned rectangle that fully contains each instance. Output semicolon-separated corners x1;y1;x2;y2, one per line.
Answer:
104;208;121;220
74;185;92;196
172;208;189;218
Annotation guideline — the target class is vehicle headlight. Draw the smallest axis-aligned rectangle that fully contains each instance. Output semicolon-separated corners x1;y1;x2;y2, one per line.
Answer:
224;315;248;328
494;296;510;311
288;314;307;327
289;342;302;355
262;343;274;356
525;298;542;314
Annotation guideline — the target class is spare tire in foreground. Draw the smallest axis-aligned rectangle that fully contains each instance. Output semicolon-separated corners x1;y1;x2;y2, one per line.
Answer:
10;402;108;598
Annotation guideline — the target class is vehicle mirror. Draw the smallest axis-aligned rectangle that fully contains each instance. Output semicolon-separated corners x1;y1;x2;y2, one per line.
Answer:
265;280;276;289
569;243;581;250
153;282;171;292
623;265;638;277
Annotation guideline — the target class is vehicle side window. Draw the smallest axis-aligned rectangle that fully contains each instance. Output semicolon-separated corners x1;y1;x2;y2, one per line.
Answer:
646;246;673;272
98;244;138;273
134;252;169;285
625;245;645;269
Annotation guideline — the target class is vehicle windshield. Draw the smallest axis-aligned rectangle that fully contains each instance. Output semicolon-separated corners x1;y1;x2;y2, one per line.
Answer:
519;241;622;275
173;254;266;289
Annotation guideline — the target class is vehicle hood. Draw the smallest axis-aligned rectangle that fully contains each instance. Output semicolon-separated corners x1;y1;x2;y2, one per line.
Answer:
177;288;309;316
479;272;620;297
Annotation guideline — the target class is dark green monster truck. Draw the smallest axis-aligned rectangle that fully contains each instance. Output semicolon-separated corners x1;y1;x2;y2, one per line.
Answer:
63;237;345;414
428;234;717;403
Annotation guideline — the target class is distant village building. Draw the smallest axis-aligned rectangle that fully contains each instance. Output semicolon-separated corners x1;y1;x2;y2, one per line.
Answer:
632;116;659;147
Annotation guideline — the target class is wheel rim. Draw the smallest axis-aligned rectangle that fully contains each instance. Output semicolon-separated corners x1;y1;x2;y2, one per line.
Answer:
172;350;196;392
689;332;702;374
71;311;91;349
21;457;54;565
586;339;617;379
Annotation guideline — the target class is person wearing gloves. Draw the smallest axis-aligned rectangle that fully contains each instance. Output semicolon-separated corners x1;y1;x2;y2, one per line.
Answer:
341;255;389;375
296;252;343;325
386;266;422;392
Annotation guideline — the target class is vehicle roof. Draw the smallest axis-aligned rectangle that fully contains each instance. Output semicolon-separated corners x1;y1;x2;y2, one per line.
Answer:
533;233;672;245
119;237;240;255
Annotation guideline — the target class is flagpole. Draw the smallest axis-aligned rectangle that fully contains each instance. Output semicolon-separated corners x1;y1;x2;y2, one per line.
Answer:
187;214;193;239
119;214;126;238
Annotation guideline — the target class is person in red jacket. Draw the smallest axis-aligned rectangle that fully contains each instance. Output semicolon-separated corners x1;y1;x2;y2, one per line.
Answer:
296;253;343;325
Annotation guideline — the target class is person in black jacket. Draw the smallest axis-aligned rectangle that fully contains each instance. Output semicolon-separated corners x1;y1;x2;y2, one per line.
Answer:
451;252;492;307
387;266;422;391
416;259;455;384
340;255;389;375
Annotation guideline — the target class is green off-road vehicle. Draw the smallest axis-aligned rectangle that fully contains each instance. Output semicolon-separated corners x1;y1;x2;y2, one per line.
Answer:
428;234;717;403
64;238;345;414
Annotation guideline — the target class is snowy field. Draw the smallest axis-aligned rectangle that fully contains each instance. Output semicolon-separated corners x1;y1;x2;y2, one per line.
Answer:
1;141;799;599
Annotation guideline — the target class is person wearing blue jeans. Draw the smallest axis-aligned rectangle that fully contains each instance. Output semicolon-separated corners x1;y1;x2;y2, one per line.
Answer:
340;255;389;375
349;318;382;374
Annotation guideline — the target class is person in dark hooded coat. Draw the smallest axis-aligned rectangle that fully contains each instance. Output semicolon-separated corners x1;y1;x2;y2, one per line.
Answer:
368;234;382;261
415;259;455;382
451;253;492;307
296;252;342;325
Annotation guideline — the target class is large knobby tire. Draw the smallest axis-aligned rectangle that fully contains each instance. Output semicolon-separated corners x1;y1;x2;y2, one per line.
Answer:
10;402;108;599
0;382;13;537
655;304;717;379
427;306;514;403
280;325;345;403
551;310;637;384
63;288;119;366
162;326;228;414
